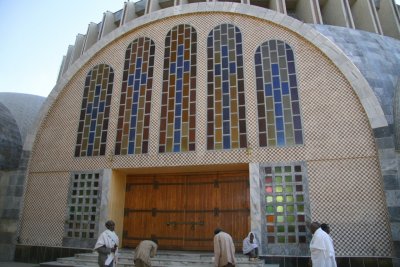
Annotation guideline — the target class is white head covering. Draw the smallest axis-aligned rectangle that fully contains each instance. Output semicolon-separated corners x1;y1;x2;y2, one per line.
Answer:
242;232;258;254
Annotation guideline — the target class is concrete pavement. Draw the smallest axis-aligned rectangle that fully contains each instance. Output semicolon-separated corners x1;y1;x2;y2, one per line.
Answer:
0;262;40;267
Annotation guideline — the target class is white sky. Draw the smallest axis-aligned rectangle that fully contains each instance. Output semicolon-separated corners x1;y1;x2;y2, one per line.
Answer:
0;0;400;98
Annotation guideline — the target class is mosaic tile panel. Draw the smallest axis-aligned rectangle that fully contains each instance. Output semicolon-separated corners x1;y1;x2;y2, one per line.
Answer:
206;24;247;150
75;64;114;157
255;40;303;147
159;24;197;153
115;37;155;155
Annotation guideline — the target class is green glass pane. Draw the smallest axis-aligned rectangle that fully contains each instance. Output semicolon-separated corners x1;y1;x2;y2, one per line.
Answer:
286;196;294;202
284;166;291;172
287;215;295;223
276;196;284;202
286;186;293;193
277;225;285;232
266;206;274;213
275;186;283;193
298;205;304;212
287;205;294;212
277;216;284;223
277;236;285;243
285;176;292;183
266;196;273;203
275;176;282;183
288;225;295;233
296;195;304;202
277;206;284;212
275;166;282;173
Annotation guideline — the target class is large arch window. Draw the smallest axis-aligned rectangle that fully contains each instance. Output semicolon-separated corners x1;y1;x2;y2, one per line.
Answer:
159;24;197;153
75;64;114;157
207;24;247;150
255;40;303;147
115;37;155;155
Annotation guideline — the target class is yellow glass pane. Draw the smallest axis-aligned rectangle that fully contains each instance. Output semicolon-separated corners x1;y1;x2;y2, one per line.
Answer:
268;126;275;138
215;129;222;142
230;86;237;99
231;100;238;112
231;127;238;142
266;196;273;203
137;109;144;121
232;142;239;149
276;206;283;212
166;138;173;152
167;124;174;137
229;75;237;86
276;196;283;202
215;102;222;115
286;196;294;202
136;135;142;146
266;98;273;110
275;186;283;193
231;114;238;126
215;88;222;101
122;136;128;148
182;123;189;136
215;115;222;128
215;143;222;150
168;112;174;124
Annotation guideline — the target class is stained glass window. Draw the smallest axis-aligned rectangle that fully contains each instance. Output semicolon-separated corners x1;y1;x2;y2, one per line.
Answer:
207;24;247;150
255;40;303;147
264;163;309;245
75;64;114;157
115;37;155;155
159;24;197;153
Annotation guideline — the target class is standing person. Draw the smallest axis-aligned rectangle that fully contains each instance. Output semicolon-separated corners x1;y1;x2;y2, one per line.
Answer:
134;239;158;267
94;220;119;267
213;228;236;267
242;232;258;260
310;222;337;267
320;223;330;235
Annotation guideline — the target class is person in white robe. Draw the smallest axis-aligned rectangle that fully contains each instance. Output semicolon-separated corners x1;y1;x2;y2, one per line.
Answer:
214;228;236;267
94;220;119;267
310;222;337;267
134;239;158;267
242;232;258;260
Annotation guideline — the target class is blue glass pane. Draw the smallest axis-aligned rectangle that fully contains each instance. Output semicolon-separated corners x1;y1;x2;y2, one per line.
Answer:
134;80;140;90
222;70;228;81
95;85;101;95
129;129;136;140
176;91;182;102
177;68;183;79
87;145;93;155
236;44;242;55
229;63;236;74
265;84;272;96
141;74;147;84
174;131;181;142
136;58;142;66
223;94;230;106
275;103;283;116
223;82;229;94
207;36;213;47
223;122;230;134
128;142;134;154
222;57;228;69
272;64;279;76
130;116;137;126
295;130;303;144
237;55;243;66
94;97;99;107
90;121;96;131
293;116;302;129
255;65;262;77
135;68;141;77
289;75;297;87
170;63;176;73
215;64;221;76
178;45;184;55
133;91;139;103
223;107;230;120
222;46;228;57
178;56;183;67
132;104;138;113
128;75;134;86
223;136;231;149
99;102;104;112
175;118;181;129
286;49;294;61
176;80;182;91
273;77;280;89
288;62;295;74
89;132;95;143
277;131;285;146
292;101;300;115
274;90;282;102
174;144;180;152
276;117;284;131
175;104;182;116
291;88;299;101
91;109;97;119
87;104;92;113
255;52;261;65
184;61;190;72
236;32;242;43
282;82;289;95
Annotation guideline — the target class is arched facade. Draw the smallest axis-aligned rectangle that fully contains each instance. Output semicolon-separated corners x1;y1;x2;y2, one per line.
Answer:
15;3;397;262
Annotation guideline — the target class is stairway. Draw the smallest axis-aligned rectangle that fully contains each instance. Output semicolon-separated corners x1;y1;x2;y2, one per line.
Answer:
40;249;276;267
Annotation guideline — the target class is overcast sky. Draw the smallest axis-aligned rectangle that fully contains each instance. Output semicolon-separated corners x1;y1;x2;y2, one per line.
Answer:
0;0;400;98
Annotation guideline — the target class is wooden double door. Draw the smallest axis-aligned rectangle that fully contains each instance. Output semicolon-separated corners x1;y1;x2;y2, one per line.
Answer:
123;171;250;251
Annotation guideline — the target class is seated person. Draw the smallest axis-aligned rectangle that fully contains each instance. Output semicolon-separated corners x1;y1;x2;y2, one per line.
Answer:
242;232;258;260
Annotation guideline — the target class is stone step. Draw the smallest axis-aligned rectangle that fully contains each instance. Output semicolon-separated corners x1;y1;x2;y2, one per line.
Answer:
40;250;272;267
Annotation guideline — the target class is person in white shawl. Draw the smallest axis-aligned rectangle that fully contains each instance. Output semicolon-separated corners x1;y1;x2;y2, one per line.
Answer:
94;220;119;267
310;222;337;267
242;232;258;260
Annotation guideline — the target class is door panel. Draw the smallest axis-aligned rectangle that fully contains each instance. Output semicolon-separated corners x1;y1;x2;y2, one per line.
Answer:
123;171;249;251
